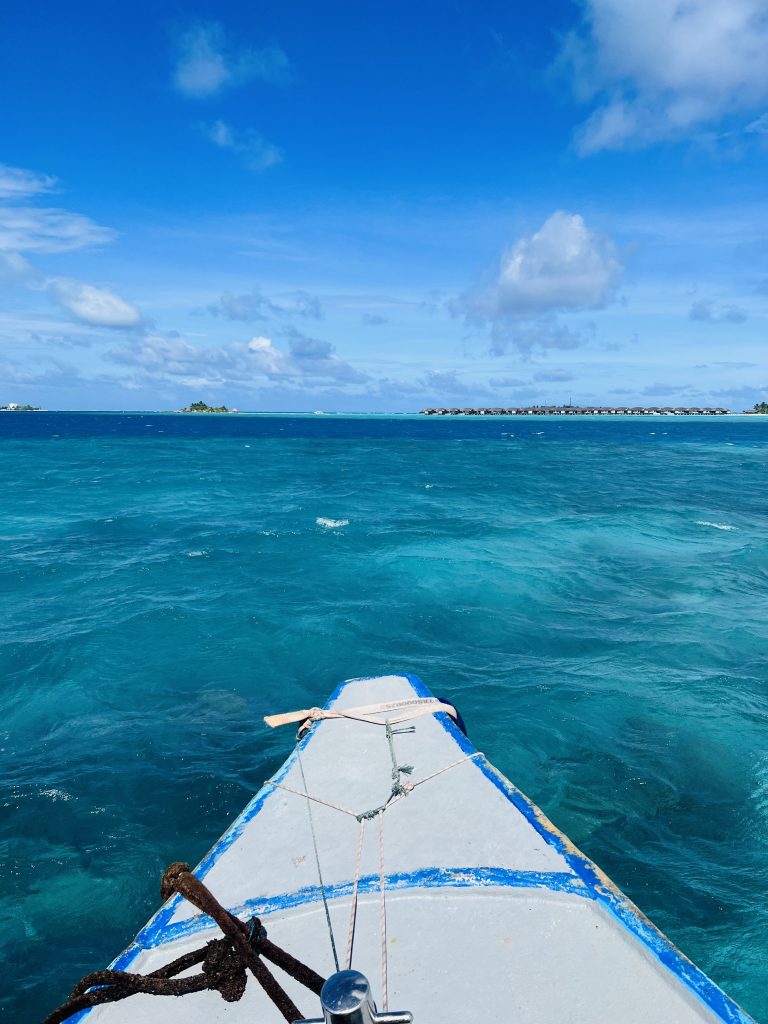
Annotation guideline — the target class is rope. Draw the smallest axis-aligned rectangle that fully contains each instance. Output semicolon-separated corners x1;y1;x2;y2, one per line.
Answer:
297;743;341;972
161;862;310;1019
42;863;326;1024
355;723;415;821
345;818;366;970
267;740;482;1010
265;696;459;731
410;752;482;789
378;811;388;1011
44;698;478;1024
265;780;359;817
266;751;483;822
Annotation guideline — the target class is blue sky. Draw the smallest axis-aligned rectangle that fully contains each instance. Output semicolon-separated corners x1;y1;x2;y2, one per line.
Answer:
0;0;766;411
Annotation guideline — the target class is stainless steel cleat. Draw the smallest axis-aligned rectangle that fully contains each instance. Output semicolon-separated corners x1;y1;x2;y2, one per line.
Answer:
298;970;413;1024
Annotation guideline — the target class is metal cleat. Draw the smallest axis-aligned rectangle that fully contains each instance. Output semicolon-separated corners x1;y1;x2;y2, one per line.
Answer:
298;970;413;1024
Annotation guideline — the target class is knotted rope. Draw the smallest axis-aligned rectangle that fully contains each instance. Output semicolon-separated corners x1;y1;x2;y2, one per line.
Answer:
43;862;325;1024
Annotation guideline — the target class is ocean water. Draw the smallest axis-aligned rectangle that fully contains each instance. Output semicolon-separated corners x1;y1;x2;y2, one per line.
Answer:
1;412;767;1022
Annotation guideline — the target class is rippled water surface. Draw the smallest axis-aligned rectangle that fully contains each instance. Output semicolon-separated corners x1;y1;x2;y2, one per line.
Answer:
1;412;767;1021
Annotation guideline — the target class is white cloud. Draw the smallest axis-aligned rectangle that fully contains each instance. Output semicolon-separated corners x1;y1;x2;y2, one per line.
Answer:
481;212;621;316
284;329;366;382
0;164;57;200
746;112;768;135
174;24;228;97
0;163;113;255
211;287;277;321
208;286;322;321
0;206;114;254
418;370;486;399
0;162;141;332
246;335;287;374
561;0;768;152
204;121;283;171
689;298;748;323
457;211;621;354
487;318;585;356
109;330;366;388
173;22;290;98
47;279;143;329
293;291;323;319
111;335;225;376
0;356;72;388
0;252;34;281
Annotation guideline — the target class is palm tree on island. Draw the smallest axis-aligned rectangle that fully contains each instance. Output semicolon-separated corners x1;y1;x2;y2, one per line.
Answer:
177;401;237;414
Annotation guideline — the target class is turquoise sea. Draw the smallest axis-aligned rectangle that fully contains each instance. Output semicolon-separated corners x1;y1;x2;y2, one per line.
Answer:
1;412;767;1022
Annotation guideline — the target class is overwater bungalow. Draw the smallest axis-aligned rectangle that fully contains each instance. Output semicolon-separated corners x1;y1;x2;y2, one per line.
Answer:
420;405;730;416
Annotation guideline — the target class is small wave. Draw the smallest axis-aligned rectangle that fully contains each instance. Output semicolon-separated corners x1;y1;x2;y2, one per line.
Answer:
39;788;73;801
316;517;349;529
695;521;737;531
186;549;208;557
424;484;434;489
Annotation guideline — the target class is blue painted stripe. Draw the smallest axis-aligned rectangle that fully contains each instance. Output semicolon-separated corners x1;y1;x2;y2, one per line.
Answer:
401;672;755;1024
132;674;397;949
142;866;588;946
78;672;754;1023
134;699;331;949
67;944;144;1024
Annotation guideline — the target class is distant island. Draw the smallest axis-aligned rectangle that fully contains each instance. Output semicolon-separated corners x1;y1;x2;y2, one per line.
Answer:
421;405;730;416
177;401;238;414
0;402;41;411
744;402;768;414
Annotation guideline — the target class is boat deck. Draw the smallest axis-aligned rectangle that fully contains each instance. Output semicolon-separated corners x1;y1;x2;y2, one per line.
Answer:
75;674;752;1024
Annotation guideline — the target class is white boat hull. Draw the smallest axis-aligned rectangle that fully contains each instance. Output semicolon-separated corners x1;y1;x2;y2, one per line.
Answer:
72;674;753;1024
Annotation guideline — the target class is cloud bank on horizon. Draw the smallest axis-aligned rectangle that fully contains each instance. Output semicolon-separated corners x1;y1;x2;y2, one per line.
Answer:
0;0;765;411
